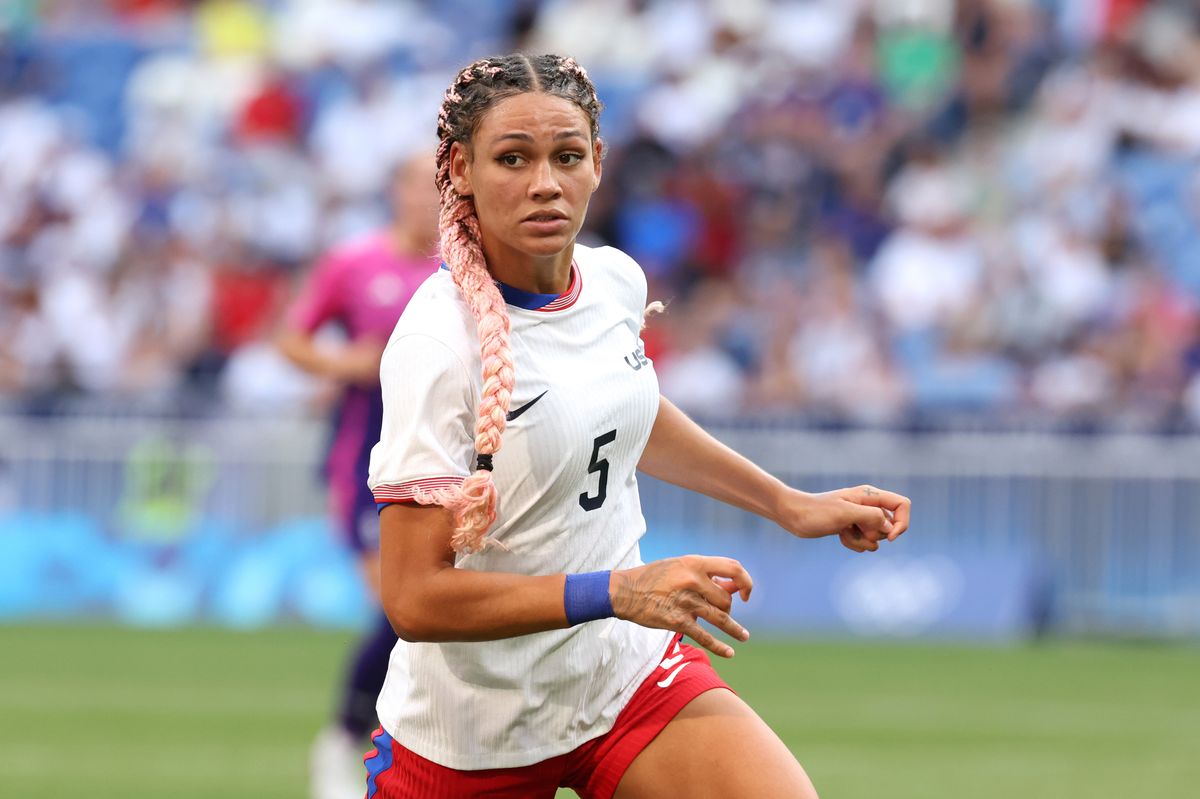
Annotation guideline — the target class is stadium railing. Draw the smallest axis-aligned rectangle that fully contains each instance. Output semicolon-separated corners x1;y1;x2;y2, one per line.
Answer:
1;412;1197;636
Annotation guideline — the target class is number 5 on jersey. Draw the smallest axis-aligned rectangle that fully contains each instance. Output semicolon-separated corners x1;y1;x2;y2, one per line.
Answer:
579;429;617;511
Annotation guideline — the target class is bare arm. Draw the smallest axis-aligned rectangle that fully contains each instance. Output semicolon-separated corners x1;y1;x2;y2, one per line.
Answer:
379;502;752;657
638;396;911;551
276;328;384;386
379;503;568;641
637;395;790;520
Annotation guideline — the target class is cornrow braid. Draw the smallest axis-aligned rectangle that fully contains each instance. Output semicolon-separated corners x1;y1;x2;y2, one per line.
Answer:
412;54;603;554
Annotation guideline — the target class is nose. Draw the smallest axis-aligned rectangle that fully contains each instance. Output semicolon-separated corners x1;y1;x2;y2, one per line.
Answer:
528;158;562;201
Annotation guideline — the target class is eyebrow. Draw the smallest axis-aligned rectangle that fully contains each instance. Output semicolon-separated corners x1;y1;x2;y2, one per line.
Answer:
491;130;588;145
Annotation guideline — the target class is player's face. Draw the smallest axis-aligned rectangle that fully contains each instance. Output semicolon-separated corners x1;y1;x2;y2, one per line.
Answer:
449;92;602;266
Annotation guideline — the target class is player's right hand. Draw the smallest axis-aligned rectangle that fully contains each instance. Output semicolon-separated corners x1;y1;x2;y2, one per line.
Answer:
609;556;752;658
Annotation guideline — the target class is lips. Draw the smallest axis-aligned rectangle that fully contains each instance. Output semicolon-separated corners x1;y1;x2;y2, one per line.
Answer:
522;210;568;222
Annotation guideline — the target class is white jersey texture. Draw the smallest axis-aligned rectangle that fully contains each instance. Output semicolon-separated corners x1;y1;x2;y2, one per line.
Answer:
367;243;673;770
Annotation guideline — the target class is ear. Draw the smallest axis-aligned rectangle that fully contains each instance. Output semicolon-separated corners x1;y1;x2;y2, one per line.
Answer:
591;138;603;191
448;141;473;197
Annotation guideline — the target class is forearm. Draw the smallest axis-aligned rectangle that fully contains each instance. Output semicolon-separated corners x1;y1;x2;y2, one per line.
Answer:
635;396;906;546
276;329;341;379
384;566;569;642
637;396;787;523
380;504;575;642
377;490;763;659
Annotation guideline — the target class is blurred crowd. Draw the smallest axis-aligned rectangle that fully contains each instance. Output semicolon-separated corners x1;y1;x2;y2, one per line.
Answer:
4;0;1200;429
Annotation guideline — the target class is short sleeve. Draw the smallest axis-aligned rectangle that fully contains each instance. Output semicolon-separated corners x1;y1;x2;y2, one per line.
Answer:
285;253;343;333
596;246;648;322
368;333;476;503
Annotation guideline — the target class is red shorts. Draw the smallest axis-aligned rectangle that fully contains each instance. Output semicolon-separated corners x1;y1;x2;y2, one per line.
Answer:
363;634;730;799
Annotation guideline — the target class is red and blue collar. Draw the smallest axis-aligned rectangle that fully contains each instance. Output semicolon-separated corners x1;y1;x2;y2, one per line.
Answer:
440;261;580;312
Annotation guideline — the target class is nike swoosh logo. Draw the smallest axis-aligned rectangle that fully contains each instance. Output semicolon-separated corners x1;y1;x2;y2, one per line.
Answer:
505;390;548;422
659;653;685;670
657;662;689;688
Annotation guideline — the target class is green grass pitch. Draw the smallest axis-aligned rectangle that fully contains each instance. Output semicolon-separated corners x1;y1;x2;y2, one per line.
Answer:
1;624;1196;798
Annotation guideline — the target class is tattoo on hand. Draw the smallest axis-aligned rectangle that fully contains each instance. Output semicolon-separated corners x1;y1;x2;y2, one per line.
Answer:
863;487;878;497
611;561;686;625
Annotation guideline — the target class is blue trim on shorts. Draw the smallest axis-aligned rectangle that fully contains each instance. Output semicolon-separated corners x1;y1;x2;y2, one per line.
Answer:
365;728;394;798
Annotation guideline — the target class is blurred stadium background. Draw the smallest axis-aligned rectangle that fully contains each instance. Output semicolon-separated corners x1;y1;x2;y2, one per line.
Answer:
2;0;1199;797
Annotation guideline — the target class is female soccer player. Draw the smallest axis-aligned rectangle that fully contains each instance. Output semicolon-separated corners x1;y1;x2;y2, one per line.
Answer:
366;54;911;799
277;154;440;799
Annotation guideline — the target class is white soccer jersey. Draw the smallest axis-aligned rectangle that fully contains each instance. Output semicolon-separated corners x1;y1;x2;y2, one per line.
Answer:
367;243;673;770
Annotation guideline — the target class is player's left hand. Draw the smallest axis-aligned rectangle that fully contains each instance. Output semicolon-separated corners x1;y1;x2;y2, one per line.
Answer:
775;485;911;553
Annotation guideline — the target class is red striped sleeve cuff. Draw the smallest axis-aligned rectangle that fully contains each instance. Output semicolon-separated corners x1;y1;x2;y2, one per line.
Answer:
372;475;466;504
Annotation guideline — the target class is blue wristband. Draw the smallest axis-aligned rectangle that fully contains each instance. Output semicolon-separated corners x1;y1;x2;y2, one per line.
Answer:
564;571;614;626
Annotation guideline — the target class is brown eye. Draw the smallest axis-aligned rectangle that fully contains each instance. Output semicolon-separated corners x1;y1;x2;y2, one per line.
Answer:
558;152;583;165
498;154;524;167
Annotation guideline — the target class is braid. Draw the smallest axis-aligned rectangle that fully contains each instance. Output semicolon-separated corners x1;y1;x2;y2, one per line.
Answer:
413;54;602;554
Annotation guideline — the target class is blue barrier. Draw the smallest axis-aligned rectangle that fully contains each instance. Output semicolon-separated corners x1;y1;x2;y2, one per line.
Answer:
1;509;1041;640
0;511;372;629
641;528;1045;641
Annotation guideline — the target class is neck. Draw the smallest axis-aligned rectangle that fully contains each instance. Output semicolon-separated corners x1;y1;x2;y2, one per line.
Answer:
480;236;574;295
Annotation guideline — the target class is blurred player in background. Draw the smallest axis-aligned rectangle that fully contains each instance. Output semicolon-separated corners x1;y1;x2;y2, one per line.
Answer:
365;54;911;798
277;153;439;799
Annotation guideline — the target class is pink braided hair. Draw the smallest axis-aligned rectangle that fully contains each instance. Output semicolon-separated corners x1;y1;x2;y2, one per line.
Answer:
411;140;512;553
411;55;604;554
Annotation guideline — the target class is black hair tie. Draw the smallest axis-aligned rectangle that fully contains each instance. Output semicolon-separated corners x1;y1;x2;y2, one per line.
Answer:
476;453;494;472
